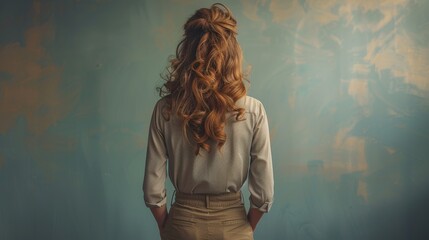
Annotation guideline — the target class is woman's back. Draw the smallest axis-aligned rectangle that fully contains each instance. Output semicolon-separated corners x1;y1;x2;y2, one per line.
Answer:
144;95;273;211
142;3;274;239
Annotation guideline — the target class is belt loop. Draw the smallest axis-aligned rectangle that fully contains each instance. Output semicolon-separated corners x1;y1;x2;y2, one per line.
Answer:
205;195;209;208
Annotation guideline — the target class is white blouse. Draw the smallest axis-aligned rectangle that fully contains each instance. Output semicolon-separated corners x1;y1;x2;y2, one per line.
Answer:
143;95;274;212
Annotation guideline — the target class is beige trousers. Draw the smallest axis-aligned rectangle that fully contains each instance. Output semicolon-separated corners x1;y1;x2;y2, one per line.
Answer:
160;191;254;240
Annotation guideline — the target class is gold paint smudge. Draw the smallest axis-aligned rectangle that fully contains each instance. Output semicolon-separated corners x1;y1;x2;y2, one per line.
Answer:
386;147;397;155
241;0;267;23
269;0;339;25
348;79;369;106
240;0;269;31
0;2;78;135
339;0;409;33
394;35;429;92
26;134;76;153
134;134;146;149
288;95;296;109
330;126;368;178
352;64;370;75
365;33;429;95
357;179;368;202
269;0;304;23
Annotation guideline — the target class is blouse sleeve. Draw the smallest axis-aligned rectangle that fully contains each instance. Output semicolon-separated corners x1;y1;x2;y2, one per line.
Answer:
142;101;168;208
248;101;274;212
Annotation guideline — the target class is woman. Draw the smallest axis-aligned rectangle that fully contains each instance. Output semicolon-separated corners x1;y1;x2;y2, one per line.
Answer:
143;3;274;240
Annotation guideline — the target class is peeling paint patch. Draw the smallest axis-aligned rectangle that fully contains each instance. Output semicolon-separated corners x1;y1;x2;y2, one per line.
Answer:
0;20;77;134
339;0;409;32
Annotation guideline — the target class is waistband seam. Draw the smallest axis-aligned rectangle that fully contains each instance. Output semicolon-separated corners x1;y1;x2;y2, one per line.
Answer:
173;191;243;208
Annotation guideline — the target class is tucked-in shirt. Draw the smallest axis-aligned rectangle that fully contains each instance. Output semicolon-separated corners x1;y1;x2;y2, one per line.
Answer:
143;95;274;212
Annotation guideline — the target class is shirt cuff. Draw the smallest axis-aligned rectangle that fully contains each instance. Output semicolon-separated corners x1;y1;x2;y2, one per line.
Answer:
249;196;273;212
144;195;167;208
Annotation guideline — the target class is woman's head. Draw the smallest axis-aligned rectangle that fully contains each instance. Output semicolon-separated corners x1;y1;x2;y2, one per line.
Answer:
159;3;247;155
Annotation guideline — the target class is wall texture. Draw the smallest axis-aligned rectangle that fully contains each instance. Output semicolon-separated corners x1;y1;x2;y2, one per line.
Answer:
1;0;428;239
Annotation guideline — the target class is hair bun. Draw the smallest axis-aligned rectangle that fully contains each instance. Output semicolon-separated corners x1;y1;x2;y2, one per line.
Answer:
184;3;236;35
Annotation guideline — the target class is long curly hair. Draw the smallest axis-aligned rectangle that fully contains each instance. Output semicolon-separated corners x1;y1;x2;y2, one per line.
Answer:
158;3;247;155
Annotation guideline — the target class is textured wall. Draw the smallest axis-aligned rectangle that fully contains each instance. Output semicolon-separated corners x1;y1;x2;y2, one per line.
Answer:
1;0;429;239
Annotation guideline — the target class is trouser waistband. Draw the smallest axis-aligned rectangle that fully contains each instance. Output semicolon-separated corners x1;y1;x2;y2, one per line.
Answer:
173;191;243;208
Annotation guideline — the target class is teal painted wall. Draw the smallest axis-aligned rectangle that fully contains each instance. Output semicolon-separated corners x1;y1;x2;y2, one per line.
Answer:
1;0;429;239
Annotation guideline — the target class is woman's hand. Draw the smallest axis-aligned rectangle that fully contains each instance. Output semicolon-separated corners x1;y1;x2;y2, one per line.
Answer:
149;205;169;232
247;208;264;232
